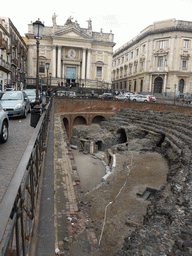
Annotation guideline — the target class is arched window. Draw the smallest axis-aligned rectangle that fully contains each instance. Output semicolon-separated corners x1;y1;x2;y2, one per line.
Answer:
154;77;163;93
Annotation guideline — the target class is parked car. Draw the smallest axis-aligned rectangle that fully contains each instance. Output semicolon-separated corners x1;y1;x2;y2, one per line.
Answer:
57;90;76;98
0;103;9;143
134;95;150;102
84;93;99;98
5;88;15;91
98;93;113;99
130;94;139;101
115;94;129;100
0;91;31;118
23;89;36;108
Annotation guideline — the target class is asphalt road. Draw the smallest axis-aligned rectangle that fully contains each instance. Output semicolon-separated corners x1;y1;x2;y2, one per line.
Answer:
0;113;34;202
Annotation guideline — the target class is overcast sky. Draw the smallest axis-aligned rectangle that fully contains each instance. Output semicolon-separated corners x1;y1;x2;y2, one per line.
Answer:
1;0;192;50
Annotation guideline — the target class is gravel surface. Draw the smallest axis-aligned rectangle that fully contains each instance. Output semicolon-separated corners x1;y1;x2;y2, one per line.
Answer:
73;149;169;255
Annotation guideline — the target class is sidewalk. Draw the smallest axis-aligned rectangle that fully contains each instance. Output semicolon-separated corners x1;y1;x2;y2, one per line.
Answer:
34;103;101;255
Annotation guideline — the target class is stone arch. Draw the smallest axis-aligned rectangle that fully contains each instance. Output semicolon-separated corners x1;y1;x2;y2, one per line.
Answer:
154;77;163;93
179;79;184;93
95;140;103;151
92;115;105;124
73;116;86;126
63;117;69;134
117;128;127;144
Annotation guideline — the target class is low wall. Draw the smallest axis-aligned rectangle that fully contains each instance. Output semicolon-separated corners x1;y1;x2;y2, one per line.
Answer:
54;98;192;115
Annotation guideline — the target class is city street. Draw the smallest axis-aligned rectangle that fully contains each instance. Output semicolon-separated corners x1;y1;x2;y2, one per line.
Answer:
0;114;34;202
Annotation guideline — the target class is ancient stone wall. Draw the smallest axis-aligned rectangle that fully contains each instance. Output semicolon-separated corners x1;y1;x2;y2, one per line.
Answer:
101;108;192;255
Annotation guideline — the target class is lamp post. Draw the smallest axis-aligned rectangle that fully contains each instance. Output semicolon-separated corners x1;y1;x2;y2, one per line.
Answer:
30;19;44;128
45;62;50;91
33;19;44;104
49;72;52;88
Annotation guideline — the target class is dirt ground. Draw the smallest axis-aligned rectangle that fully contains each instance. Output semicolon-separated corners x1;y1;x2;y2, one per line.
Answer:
73;150;169;256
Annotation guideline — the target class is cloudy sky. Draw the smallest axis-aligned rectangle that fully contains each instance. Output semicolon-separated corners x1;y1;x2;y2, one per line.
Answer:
1;0;192;50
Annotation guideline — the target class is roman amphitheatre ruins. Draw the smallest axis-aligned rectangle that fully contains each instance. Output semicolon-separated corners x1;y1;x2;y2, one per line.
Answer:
55;97;192;255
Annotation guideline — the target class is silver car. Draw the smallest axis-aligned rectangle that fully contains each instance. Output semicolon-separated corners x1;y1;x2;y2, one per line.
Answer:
0;91;31;118
0;103;9;143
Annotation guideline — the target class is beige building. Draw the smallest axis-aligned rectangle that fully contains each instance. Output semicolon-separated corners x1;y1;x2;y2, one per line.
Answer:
25;15;115;89
0;17;27;91
113;19;192;96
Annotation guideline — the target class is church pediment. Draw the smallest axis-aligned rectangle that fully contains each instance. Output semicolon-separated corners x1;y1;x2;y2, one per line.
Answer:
52;27;91;40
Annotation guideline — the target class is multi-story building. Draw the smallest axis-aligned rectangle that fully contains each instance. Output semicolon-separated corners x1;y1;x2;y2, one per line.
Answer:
0;17;27;91
25;15;115;89
113;19;192;96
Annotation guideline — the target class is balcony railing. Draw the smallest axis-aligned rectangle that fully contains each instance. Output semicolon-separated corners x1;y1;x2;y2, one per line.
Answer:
0;58;11;71
0;99;52;256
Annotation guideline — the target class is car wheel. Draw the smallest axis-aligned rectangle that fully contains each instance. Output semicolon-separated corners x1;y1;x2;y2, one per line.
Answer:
133;99;136;102
23;108;27;118
0;121;8;143
144;100;147;102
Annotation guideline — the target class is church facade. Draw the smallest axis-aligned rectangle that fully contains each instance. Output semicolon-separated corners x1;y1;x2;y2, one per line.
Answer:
25;15;115;89
113;19;192;96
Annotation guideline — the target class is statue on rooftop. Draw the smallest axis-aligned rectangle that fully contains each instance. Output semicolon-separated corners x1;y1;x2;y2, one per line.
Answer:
52;13;58;26
87;18;92;30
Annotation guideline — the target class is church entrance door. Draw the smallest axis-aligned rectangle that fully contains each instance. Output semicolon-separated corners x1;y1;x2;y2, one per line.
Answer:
66;67;76;87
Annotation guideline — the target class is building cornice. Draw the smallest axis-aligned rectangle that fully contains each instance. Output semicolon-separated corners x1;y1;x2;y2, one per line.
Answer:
113;20;192;57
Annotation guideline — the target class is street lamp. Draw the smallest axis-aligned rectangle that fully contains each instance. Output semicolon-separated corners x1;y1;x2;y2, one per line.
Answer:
33;19;44;104
49;72;52;88
45;62;50;91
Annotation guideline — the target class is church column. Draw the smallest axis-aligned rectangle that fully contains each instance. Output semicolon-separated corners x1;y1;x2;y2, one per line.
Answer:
52;46;56;78
62;64;65;79
86;49;91;80
82;48;86;80
57;46;61;78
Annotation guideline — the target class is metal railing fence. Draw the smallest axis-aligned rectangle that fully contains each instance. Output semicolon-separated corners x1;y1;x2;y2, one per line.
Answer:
0;98;52;256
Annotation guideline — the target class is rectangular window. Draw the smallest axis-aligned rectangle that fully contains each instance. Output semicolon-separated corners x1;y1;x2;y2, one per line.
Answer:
143;44;146;52
137;48;139;56
158;56;163;67
122;56;124;63
183;39;190;48
126;54;128;61
182;60;187;68
118;59;120;65
159;40;165;49
39;66;45;73
131;52;133;58
96;66;102;77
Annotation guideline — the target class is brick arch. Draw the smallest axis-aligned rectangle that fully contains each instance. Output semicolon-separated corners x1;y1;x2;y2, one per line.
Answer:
63;117;69;137
91;115;106;124
73;116;87;126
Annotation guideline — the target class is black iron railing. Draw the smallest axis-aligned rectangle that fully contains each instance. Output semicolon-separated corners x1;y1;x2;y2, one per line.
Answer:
0;99;52;256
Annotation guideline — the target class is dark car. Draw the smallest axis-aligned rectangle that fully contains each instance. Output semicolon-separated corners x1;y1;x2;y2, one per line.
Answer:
0;91;31;118
23;89;36;108
98;93;113;99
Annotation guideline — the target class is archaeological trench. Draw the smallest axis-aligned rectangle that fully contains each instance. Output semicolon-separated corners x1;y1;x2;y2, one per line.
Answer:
65;105;192;255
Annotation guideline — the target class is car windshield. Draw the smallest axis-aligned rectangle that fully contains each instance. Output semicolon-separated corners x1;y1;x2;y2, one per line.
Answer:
1;92;22;100
24;90;36;96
